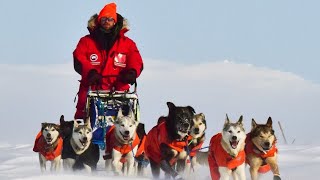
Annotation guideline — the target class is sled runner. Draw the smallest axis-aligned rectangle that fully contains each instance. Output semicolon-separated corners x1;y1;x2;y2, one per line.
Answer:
84;83;140;150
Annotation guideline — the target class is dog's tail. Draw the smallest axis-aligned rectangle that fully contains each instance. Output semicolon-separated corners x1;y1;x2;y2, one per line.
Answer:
196;151;209;166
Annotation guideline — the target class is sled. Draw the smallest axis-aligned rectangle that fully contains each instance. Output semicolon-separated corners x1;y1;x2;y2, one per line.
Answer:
84;84;140;150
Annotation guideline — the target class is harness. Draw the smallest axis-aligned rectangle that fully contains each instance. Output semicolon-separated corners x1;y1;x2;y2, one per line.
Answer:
145;121;190;165
61;136;100;170
245;133;278;173
187;139;205;157
33;131;63;160
208;133;246;180
104;125;147;164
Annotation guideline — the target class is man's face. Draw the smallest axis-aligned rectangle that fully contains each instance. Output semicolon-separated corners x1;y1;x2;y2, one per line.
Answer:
100;17;115;31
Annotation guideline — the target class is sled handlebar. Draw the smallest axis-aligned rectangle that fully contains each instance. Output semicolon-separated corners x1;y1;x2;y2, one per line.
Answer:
87;90;138;99
89;74;138;94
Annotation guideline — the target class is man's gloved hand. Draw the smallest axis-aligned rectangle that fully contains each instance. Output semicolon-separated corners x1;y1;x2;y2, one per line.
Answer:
87;69;102;85
120;69;137;85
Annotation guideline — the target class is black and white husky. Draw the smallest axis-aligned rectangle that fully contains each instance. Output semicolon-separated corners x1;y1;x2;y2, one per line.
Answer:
62;119;99;172
33;122;62;172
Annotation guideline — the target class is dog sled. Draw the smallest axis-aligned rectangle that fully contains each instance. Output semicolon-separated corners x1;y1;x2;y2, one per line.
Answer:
84;83;141;150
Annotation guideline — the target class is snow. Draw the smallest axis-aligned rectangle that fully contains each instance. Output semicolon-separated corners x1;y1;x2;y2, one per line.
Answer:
0;143;318;180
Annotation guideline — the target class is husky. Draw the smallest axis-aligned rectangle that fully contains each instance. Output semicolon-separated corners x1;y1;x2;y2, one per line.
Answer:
33;122;63;172
176;113;207;174
245;117;281;180
104;108;147;176
208;115;246;180
62;119;99;172
145;102;195;180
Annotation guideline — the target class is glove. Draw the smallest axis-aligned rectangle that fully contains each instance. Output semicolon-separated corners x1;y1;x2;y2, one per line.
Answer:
87;69;102;85
120;69;137;85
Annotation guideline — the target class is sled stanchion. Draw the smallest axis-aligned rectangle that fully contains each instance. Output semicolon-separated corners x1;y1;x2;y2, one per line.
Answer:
85;80;141;151
278;121;288;144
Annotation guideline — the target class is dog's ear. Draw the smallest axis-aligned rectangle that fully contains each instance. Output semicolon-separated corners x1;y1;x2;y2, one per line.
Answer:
84;117;91;129
167;102;176;110
55;124;60;131
128;109;138;123
73;120;79;128
106;116;115;124
41;123;47;129
224;114;230;125
199;113;205;120
128;109;134;118
266;117;273;127
117;108;124;119
187;106;195;114
237;115;243;125
59;115;65;124
251;118;257;129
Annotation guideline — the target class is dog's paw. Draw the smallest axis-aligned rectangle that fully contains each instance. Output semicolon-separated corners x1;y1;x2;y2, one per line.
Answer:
174;175;185;180
273;175;281;180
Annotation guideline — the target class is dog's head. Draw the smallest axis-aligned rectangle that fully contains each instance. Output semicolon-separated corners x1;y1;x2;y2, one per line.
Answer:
72;119;92;149
41;123;60;145
166;102;195;140
114;108;138;142
250;117;276;152
59;115;76;139
190;113;207;139
222;114;246;150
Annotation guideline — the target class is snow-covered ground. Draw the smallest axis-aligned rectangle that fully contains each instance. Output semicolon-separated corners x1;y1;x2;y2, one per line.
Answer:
0;143;318;180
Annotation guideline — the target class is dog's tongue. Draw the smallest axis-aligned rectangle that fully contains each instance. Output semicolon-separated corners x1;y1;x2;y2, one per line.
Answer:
123;137;129;140
122;135;130;140
231;141;238;149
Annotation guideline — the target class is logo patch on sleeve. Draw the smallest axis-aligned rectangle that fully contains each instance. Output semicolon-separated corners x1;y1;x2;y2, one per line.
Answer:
90;54;98;61
114;53;127;68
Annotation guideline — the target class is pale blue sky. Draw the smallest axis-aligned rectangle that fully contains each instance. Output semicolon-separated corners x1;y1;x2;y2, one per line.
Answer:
1;1;320;144
0;0;319;82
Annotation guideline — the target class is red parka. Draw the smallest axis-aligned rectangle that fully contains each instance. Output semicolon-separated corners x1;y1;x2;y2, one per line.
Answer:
73;15;143;119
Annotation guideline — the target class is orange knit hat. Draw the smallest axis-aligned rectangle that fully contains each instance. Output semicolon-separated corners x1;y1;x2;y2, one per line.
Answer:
98;3;117;23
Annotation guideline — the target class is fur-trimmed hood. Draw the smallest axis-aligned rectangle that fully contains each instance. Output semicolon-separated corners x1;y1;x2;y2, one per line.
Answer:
87;13;130;34
86;13;130;50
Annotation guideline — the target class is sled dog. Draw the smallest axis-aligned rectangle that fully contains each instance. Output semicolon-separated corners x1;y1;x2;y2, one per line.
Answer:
208;115;246;180
104;108;146;176
33;122;62;172
62;119;99;172
245;117;281;180
145;102;195;179
176;113;207;174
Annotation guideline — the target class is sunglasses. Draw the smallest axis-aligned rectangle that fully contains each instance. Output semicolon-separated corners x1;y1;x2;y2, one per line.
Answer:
100;17;115;23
